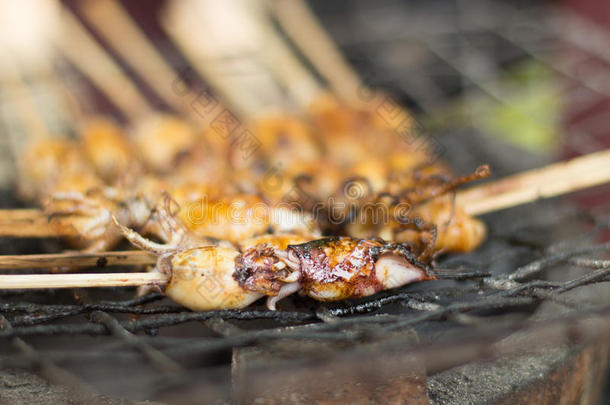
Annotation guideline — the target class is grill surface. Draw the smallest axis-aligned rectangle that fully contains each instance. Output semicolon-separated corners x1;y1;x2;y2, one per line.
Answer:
0;131;608;403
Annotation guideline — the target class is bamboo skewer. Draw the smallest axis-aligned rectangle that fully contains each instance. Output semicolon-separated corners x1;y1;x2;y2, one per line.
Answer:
162;0;289;120
2;143;608;288
244;1;323;109
77;0;197;120
0;148;607;279
0;272;167;289
1;149;610;237
0;250;154;270
456;149;610;216
81;0;320;115
54;5;153;122
1;4;609;291
0;219;75;238
272;0;364;103
0;209;42;221
162;0;334;117
0;209;78;237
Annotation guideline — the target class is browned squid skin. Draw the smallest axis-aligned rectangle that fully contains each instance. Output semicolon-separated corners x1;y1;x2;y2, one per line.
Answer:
114;207;315;310
116;200;433;311
174;193;319;245
80;117;137;183
16;94;490;258
131;114;197;174
17;137;93;202
234;236;434;309
286;238;391;301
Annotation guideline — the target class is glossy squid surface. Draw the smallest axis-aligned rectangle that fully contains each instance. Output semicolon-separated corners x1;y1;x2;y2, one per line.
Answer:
115;205;432;311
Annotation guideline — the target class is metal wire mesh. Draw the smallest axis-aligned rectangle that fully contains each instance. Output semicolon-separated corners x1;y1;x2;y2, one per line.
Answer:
0;197;609;402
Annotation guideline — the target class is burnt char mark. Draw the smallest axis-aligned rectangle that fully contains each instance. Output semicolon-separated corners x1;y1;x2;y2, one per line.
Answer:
232;246;284;295
368;246;383;260
288;243;330;282
233;255;249;286
288;237;341;258
96;257;108;268
205;236;222;245
288;238;387;299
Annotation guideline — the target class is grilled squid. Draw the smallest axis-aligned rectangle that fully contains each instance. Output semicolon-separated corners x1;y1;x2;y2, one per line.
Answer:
131;114;196;174
80;117;138;183
17;137;92;202
176;193;320;244
113;205;433;311
346;165;491;255
236;237;433;310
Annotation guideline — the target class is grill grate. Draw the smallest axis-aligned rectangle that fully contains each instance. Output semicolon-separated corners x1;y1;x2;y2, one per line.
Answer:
0;191;609;402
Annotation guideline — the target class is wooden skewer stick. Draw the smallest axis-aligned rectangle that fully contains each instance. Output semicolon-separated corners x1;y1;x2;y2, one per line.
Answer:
0;219;76;238
54;5;153;122
0;209;43;221
0;149;609;286
0;250;155;270
1;149;610;236
272;0;364;103
0;209;80;237
162;0;286;121
77;0;196;120
456;149;610;216
0;272;167;289
244;1;323;109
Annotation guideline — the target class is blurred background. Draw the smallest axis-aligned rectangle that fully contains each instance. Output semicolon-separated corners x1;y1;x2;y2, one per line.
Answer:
2;0;609;209
309;0;610;207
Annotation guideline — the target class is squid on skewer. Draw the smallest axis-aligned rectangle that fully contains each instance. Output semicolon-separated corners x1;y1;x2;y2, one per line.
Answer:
13;116;219;251
19;131;317;252
141;192;318;247
17;137;93;202
232;96;490;255
131;113;197;174
175;193;319;244
347;165;491;256
113;200;433;311
80;117;139;183
15;92;491;258
17;136;135;251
